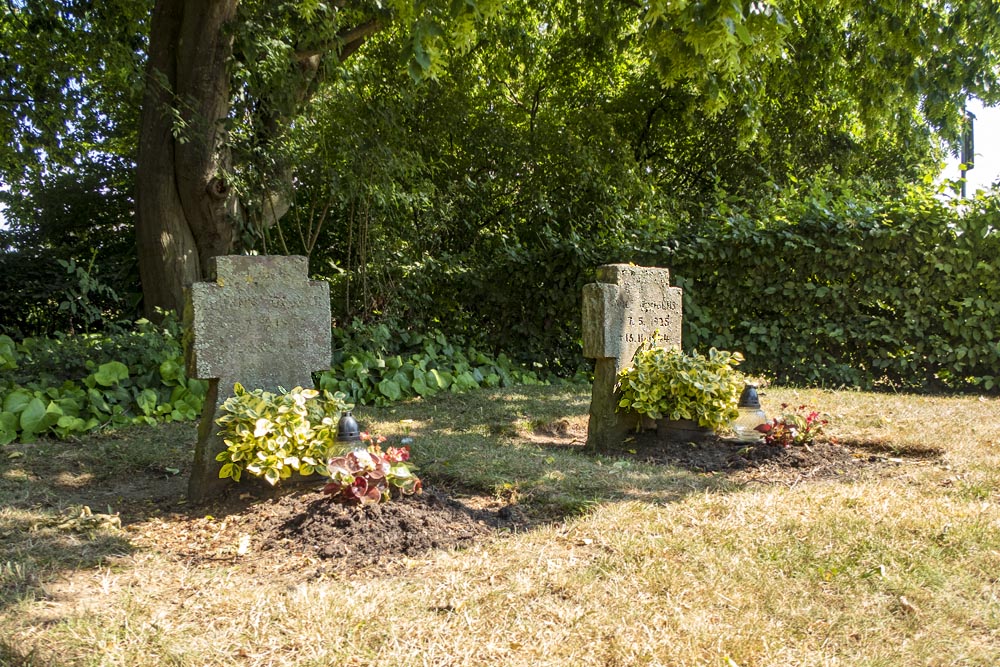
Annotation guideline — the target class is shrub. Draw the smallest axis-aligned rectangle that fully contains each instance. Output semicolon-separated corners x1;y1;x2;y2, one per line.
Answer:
215;383;352;485
755;404;828;447
322;432;422;505
649;182;1000;392
617;345;744;431
0;315;206;444
321;321;546;406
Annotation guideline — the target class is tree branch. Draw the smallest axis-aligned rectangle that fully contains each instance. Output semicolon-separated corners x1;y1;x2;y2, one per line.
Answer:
4;0;29;29
295;19;382;62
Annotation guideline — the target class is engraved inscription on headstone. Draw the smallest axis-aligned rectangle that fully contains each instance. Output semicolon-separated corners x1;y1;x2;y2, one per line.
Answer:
185;255;331;502
582;264;683;450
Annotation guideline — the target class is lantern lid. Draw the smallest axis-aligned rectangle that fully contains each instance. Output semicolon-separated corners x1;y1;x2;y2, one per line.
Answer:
337;411;361;442
737;384;761;409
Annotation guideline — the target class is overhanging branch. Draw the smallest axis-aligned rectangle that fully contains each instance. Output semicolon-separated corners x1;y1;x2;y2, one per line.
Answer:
294;19;382;63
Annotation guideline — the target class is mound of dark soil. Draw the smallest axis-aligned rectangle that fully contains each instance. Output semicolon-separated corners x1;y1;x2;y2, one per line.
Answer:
244;487;527;568
623;434;858;472
616;429;938;484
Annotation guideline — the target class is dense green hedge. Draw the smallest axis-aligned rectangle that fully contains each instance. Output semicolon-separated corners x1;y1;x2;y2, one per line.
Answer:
646;184;1000;391
390;181;999;392
4;181;997;419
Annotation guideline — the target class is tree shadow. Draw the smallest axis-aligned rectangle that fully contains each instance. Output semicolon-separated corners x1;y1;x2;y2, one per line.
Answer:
365;385;943;520
0;509;135;611
0;638;61;667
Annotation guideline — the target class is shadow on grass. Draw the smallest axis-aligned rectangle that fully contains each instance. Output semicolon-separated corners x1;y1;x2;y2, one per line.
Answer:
0;638;60;667
366;385;735;520
368;384;943;520
0;508;135;612
0;421;214;614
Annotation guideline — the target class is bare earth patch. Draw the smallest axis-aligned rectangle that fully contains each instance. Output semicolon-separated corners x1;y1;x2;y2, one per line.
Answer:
248;486;527;567
526;415;942;485
126;485;530;579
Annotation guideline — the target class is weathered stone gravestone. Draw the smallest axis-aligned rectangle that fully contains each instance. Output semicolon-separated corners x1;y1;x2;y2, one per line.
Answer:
582;264;683;449
185;255;331;502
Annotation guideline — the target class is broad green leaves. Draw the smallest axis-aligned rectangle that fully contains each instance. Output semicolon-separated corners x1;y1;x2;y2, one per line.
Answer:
319;324;541;407
618;346;744;430
0;316;208;442
1;392;64;443
93;361;130;387
3;389;33;416
0;412;18;446
0;335;17;371
215;386;352;485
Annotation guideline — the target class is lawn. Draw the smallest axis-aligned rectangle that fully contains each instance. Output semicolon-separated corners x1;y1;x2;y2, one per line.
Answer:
1;385;998;666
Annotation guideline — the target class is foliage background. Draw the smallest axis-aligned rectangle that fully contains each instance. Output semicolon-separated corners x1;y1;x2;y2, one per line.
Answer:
2;1;999;394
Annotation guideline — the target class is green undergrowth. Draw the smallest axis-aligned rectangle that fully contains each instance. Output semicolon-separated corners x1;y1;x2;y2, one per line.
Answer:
319;320;553;407
0;316;206;445
0;317;559;444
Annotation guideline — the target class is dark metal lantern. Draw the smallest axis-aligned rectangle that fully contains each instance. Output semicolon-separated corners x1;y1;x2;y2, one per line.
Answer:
737;384;762;409
337;410;361;443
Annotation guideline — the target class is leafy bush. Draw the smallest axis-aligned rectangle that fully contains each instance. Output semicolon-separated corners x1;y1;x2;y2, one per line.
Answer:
322;433;422;505
215;384;352;485
0;157;138;338
617;346;744;430
0;315;207;444
321;321;546;406
0;315;551;446
341;176;1000;394
755;404;828;447
55;256;124;334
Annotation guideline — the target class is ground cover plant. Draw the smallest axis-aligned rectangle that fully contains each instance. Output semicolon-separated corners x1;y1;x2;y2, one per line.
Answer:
617;345;744;429
0;317;208;445
0;319;539;448
215;384;352;485
1;384;997;666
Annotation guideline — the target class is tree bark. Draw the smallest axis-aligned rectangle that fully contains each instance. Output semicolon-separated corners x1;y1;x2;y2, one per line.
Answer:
136;0;238;318
135;0;381;318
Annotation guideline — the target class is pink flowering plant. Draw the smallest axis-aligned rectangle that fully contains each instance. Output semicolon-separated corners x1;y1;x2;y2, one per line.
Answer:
322;431;422;505
755;404;828;448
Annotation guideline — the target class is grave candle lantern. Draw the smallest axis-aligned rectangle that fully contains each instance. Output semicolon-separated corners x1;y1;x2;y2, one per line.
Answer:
337;410;362;444
732;384;767;442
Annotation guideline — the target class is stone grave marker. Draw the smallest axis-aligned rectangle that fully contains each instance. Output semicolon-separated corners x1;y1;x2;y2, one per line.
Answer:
582;264;683;449
185;255;331;502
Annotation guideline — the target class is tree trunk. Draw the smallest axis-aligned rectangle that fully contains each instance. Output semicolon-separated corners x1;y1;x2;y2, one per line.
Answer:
136;0;239;318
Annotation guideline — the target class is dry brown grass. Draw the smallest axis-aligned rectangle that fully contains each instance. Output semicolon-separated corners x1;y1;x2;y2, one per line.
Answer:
1;386;998;666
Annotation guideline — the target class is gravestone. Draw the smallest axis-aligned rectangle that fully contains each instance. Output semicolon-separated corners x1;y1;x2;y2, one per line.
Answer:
185;255;331;502
582;264;683;449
